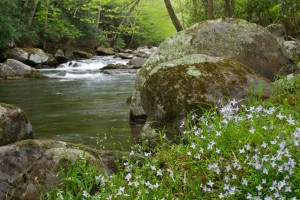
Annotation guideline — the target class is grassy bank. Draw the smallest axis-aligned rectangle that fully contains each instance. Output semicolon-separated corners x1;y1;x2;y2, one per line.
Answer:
45;74;300;199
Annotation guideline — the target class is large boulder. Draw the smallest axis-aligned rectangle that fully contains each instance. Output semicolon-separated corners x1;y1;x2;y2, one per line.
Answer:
139;55;272;131
0;139;121;200
130;18;296;120
142;18;295;81
1;48;57;67
0;103;33;146
0;59;46;79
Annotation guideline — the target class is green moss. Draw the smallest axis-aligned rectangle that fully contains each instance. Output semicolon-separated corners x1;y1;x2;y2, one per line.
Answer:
141;58;252;123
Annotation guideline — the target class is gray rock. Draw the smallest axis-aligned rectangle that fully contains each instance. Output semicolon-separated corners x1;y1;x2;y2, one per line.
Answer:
28;49;49;64
55;49;69;64
129;57;147;69
0;103;33;146
100;63;129;70
0;59;46;79
1;48;28;62
133;46;157;58
0;139;123;200
124;49;133;53
1;48;56;67
130;18;296;120
43;53;58;67
144;18;295;81
282;40;300;60
139;55;272;133
117;53;134;59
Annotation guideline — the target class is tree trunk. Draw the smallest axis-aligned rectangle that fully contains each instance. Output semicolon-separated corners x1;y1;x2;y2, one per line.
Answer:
164;0;183;32
28;1;39;26
224;0;232;17
96;7;101;29
207;0;214;19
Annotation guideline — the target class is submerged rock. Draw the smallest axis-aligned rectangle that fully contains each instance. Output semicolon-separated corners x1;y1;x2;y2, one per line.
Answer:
100;63;129;70
0;103;33;146
0;139;123;200
0;59;46;79
139;55;272;134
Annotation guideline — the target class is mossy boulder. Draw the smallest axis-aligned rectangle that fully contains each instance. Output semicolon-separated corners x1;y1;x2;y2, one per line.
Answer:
0;59;46;79
130;18;296;120
0;139;123;200
142;18;295;81
0;103;33;146
139;55;272;132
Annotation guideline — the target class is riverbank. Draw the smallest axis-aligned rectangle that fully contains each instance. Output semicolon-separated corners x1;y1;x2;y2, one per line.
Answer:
44;73;300;199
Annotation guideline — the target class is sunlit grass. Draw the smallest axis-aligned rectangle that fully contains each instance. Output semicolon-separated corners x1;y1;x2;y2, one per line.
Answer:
44;74;300;199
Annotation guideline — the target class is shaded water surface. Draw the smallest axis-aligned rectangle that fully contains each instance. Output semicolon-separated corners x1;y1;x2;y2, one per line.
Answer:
0;56;140;150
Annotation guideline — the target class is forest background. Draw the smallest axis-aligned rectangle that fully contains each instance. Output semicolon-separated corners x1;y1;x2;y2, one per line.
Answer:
0;0;299;52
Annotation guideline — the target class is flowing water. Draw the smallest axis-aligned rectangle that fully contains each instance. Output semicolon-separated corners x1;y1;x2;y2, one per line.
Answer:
0;56;141;150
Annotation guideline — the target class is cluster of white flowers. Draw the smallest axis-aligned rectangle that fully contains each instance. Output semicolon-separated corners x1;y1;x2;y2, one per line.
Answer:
190;99;299;199
78;98;299;199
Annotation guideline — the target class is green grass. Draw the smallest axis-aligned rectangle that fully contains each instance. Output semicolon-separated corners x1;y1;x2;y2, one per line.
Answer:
44;74;300;199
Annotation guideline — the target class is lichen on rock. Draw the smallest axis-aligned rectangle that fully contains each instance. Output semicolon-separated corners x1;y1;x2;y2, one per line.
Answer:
0;59;46;79
140;56;271;130
130;18;296;122
0;139;125;200
0;103;33;146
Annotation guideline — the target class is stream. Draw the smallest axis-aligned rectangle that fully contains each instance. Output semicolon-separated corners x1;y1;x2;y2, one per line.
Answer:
0;56;141;150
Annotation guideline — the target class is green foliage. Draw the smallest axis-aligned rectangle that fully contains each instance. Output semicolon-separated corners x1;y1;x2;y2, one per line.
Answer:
1;0;175;50
45;74;300;199
1;0;298;51
180;0;299;38
0;0;26;49
122;3;175;48
43;158;102;200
